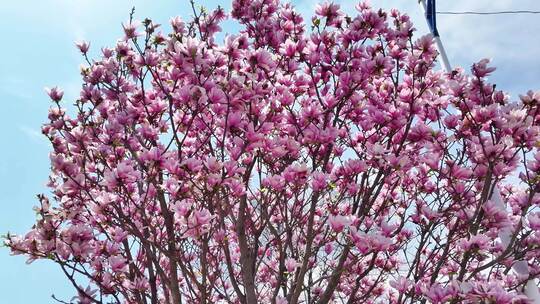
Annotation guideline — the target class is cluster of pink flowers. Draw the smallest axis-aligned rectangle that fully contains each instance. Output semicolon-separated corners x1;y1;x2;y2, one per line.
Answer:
6;1;540;303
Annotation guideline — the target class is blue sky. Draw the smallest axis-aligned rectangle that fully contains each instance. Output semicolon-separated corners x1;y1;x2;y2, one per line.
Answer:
0;0;538;303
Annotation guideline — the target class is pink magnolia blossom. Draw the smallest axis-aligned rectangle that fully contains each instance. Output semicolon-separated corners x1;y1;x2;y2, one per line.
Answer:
122;21;140;40
528;212;540;231
45;86;63;102
108;255;127;273
424;283;457;303
390;276;412;293
284;258;298;273
311;172;329;192
170;16;185;34
328;215;352;233
7;1;540;303
75;40;90;54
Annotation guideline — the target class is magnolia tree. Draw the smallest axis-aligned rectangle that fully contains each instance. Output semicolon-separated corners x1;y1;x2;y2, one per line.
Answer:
6;0;540;303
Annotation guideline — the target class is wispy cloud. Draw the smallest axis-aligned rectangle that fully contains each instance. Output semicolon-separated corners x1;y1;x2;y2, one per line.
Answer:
18;125;47;145
0;77;34;102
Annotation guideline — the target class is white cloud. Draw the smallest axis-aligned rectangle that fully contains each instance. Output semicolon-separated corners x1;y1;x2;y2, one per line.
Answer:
19;125;46;144
0;77;34;102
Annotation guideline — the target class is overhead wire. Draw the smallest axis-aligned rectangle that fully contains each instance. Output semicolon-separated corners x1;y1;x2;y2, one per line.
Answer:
437;10;540;15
